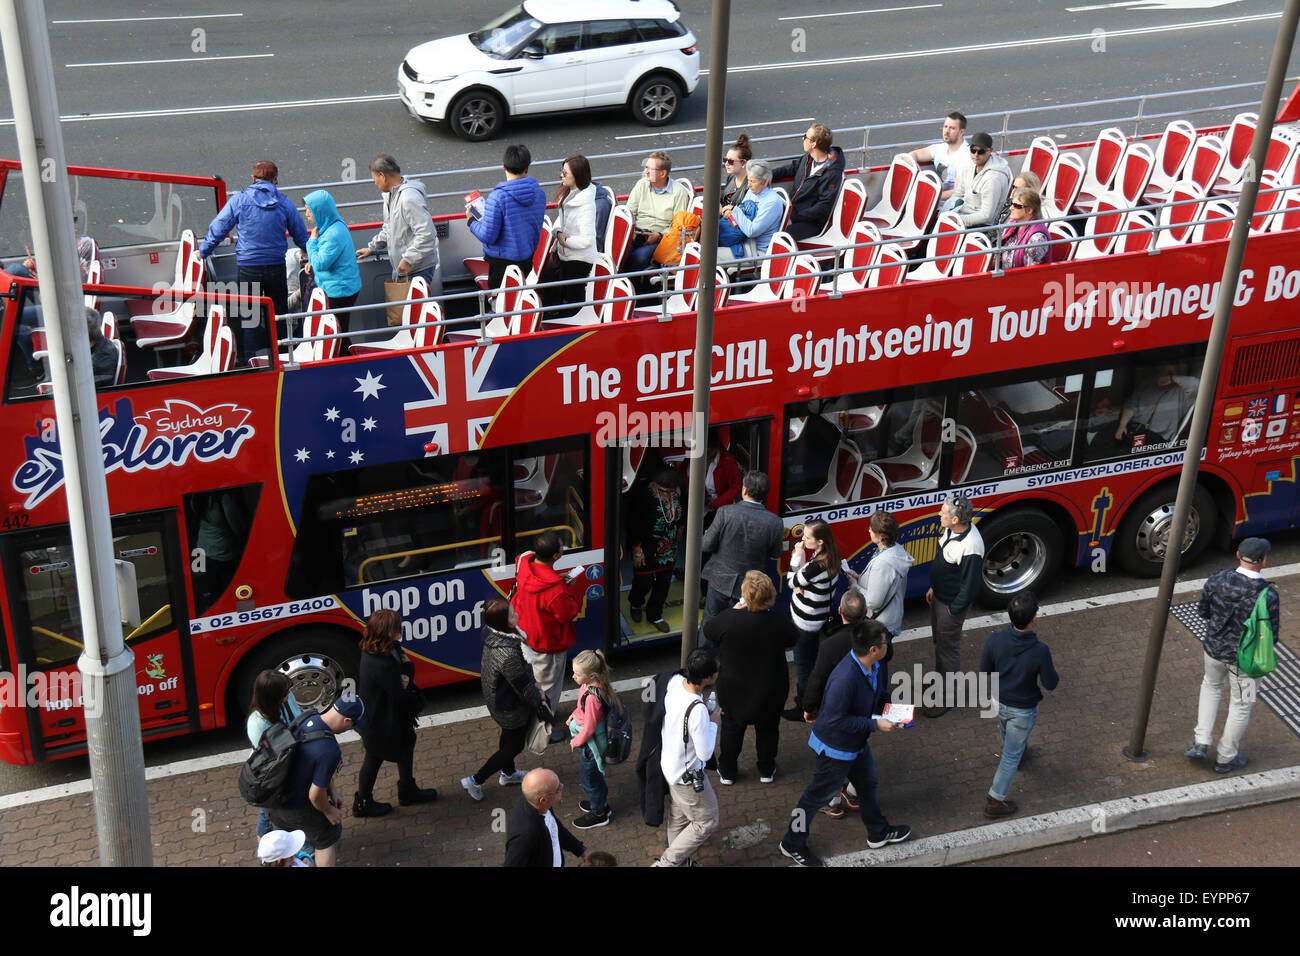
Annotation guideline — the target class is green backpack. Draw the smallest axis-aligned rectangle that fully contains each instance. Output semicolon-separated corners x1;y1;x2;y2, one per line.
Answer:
1237;586;1278;679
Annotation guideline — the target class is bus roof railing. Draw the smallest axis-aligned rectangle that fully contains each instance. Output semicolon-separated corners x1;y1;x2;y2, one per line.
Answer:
277;78;1300;212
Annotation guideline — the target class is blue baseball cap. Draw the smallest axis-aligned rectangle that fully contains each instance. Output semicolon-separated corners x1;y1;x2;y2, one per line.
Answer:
332;696;366;728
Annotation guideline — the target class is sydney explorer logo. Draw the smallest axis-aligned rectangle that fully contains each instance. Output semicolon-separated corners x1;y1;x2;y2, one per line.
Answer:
13;398;255;508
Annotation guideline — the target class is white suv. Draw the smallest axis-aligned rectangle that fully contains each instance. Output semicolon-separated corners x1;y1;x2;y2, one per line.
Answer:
398;0;700;141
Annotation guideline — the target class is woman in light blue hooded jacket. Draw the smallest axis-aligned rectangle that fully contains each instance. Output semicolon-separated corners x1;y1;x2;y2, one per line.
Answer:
303;189;363;329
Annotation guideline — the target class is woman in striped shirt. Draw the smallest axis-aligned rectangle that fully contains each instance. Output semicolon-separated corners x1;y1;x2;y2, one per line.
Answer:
784;519;843;720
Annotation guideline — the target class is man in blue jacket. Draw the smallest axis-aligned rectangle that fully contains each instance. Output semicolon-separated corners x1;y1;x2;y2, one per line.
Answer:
199;160;309;363
979;590;1058;818
468;144;546;291
779;621;911;866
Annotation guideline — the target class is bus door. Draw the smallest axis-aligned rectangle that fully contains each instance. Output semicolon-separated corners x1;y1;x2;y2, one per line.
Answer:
2;510;197;759
605;417;770;647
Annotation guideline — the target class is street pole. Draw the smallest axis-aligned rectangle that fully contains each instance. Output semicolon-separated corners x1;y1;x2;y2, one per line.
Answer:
0;0;152;863
1125;0;1300;760
679;0;730;666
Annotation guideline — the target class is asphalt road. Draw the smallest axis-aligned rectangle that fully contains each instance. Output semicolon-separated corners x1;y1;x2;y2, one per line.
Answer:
1;0;1297;215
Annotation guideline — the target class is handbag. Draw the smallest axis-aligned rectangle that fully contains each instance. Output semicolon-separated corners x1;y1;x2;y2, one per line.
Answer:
525;714;551;755
383;278;411;327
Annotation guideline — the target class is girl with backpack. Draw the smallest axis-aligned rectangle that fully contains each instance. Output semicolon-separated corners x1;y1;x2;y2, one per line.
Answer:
247;670;300;840
568;649;617;830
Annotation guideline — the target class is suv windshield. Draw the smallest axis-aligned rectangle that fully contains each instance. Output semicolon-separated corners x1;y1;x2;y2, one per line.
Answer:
470;5;542;57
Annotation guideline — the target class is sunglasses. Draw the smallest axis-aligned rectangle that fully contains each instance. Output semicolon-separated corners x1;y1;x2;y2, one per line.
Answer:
723;158;743;166
970;146;990;155
1010;202;1026;210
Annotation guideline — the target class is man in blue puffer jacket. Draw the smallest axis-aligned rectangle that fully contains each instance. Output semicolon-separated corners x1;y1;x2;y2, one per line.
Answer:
468;144;547;291
303;190;363;330
778;621;912;867
199;160;309;363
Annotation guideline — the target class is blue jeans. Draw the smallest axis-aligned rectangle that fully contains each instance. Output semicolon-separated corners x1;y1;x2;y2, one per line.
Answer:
989;704;1037;801
783;747;889;850
256;807;273;837
577;743;608;815
700;585;738;637
395;265;443;297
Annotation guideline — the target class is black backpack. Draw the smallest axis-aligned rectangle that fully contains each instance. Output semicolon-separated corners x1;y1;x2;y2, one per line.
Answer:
604;696;634;765
591;181;613;253
237;710;332;808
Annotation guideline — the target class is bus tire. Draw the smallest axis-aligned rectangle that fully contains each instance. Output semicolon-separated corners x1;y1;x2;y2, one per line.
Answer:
230;629;360;725
977;508;1064;608
1114;483;1216;578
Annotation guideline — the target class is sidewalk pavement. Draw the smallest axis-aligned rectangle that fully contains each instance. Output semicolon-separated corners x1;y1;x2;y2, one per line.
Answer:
1;572;1298;867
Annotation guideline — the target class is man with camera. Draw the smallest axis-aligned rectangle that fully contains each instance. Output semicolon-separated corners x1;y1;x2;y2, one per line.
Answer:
654;648;722;867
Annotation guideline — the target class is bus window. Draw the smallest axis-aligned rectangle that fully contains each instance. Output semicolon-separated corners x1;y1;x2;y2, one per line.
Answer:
183;485;261;614
284;448;510;597
12;527;176;670
1082;353;1203;461
956;375;1081;480
510;436;589;554
782;390;947;512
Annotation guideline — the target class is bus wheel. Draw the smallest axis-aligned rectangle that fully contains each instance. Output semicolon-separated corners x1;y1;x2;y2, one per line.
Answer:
977;508;1063;608
1114;483;1216;577
231;630;360;723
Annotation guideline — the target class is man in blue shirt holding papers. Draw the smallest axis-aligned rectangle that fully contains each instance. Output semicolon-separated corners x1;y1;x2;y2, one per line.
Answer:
779;622;912;867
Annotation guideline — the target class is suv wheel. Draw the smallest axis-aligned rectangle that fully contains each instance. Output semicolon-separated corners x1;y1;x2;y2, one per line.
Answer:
449;90;505;142
630;75;683;126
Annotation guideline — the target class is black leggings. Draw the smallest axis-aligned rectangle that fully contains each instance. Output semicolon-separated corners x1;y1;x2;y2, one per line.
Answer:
357;739;415;798
474;724;529;784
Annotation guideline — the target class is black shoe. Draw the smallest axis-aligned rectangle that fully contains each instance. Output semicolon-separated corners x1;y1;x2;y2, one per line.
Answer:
630;604;644;622
779;840;825;867
781;706;805;722
579;799;592;814
548;727;569;744
398;781;438;805
572;809;612;830
352;794;393;818
652;619;671;633
866;825;912;848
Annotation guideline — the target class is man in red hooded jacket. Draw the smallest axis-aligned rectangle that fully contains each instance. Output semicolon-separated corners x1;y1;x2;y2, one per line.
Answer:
512;530;583;743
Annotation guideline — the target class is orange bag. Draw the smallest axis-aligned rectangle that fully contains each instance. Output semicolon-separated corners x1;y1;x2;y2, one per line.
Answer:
652;211;702;266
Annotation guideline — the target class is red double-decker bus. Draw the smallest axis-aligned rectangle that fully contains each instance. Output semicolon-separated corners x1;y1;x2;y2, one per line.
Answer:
2;89;1299;763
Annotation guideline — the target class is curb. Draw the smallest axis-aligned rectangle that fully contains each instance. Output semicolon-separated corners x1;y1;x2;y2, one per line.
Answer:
827;765;1300;866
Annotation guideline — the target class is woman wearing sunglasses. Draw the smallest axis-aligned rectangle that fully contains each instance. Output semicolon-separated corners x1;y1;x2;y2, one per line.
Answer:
999;187;1051;269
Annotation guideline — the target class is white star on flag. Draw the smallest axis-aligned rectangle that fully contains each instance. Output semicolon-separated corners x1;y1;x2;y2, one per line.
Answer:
354;371;386;401
326;450;335;459
295;448;310;462
324;407;340;421
362;417;377;432
349;450;365;464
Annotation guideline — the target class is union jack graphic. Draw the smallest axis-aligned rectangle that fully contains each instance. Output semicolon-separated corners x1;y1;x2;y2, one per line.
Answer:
1247;397;1269;418
403;345;513;453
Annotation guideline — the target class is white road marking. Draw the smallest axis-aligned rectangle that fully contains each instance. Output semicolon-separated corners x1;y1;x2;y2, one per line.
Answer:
702;12;1280;75
779;4;943;21
8;12;1275;125
52;13;244;24
66;53;273;68
614;116;814;141
1067;0;1243;11
1;562;1296;810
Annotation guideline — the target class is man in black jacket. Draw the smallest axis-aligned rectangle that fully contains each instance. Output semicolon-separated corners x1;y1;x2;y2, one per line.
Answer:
503;768;591;867
771;123;846;241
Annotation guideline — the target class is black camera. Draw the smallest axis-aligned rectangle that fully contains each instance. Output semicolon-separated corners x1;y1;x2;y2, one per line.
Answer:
681;768;705;793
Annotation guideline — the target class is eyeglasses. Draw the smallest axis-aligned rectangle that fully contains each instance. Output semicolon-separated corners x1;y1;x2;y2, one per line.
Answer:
1010;202;1026;210
970;146;989;155
642;162;663;172
803;134;816;142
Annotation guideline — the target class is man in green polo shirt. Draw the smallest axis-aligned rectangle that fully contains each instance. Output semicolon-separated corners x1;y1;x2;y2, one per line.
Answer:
623;150;691;290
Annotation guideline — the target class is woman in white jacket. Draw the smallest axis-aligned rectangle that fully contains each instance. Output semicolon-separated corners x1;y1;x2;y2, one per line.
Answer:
545;155;598;316
855;510;913;636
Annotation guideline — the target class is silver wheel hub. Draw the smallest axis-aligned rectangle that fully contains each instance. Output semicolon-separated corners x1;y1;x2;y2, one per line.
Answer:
641;85;676;121
276;652;346;713
1134;502;1200;563
983;531;1049;596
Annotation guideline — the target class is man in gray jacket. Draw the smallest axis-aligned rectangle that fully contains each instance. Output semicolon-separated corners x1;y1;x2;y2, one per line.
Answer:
700;471;784;634
951;132;1011;228
357;154;442;295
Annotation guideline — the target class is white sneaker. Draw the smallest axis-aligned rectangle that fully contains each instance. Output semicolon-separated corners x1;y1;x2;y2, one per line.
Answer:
460;775;484;801
499;770;526;787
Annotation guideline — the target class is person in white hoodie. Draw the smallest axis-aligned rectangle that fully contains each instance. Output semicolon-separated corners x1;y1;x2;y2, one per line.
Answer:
855;511;913;637
543;155;597;317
